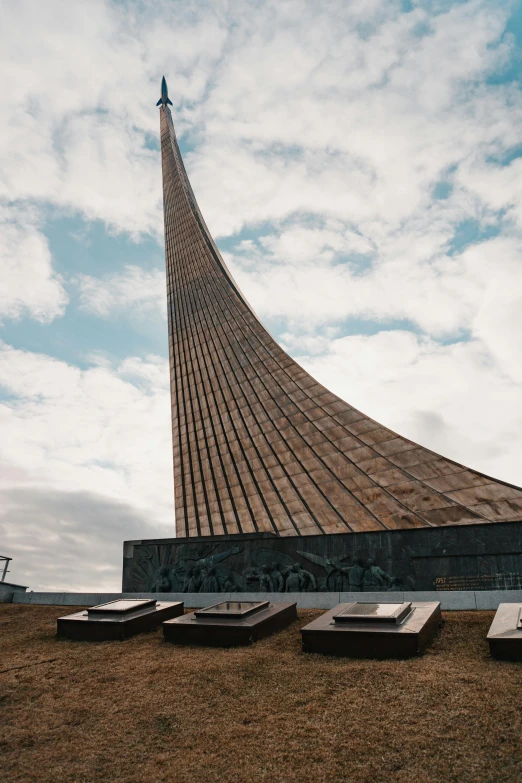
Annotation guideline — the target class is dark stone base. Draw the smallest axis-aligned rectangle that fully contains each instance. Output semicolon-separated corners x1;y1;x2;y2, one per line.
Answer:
57;601;184;641
487;603;522;661
300;602;442;658
162;602;297;647
123;520;522;595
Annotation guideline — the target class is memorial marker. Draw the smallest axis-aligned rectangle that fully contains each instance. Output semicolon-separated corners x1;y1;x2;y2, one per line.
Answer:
301;601;441;658
487;603;522;661
57;598;184;641
163;600;297;647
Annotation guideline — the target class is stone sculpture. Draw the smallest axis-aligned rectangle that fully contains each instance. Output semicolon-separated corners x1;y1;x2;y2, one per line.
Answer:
150;566;172;593
202;566;220;593
348;558;366;592
284;565;303;592
363;559;393;589
270;563;285;592
259;566;274;592
129;540;411;594
294;563;317;591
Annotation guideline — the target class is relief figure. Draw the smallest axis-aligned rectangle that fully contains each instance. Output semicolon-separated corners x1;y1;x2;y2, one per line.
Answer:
183;565;203;593
201;566;220;593
348;558;366;592
151;565;172;593
285;565;303;592
294;563;317;591
221;568;242;592
363;558;392;590
270;563;285;592
259;566;274;592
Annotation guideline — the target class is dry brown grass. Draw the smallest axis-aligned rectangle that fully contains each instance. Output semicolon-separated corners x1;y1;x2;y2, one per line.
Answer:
0;605;521;783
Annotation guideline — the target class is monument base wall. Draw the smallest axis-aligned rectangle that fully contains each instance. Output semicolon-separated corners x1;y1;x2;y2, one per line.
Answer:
7;589;522;610
123;520;522;596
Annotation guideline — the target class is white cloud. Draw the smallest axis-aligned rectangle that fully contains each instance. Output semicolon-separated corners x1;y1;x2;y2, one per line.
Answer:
224;214;482;336
0;343;173;589
0;205;68;323
0;0;228;235
77;264;166;318
0;488;163;593
189;0;520;236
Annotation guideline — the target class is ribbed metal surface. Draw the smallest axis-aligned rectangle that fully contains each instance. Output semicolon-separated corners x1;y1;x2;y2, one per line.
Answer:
161;106;522;538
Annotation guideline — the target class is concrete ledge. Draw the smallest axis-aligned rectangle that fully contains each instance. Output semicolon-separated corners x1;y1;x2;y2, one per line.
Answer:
12;592;124;606
340;591;404;603
404;591;477;610
9;589;522;609
475;590;522;610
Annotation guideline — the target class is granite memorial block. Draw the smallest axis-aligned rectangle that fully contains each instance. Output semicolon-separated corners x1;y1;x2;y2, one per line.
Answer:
301;601;441;658
57;598;184;641
162;599;297;647
487;603;522;661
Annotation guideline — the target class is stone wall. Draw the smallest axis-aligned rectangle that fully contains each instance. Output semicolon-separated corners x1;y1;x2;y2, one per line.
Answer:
123;521;522;595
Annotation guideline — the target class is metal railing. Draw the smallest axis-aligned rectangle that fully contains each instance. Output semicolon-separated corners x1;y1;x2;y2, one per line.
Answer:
0;556;12;583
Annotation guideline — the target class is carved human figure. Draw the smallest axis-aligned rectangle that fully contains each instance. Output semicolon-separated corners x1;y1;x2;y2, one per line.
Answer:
363;559;392;590
245;566;261;589
221;568;240;592
185;565;202;593
325;558;351;591
294;563;317;591
259;565;274;592
296;550;351;590
285;565;303;592
348;558;366;592
202;566;220;593
387;575;415;591
270;563;285;592
182;567;194;593
151;566;171;593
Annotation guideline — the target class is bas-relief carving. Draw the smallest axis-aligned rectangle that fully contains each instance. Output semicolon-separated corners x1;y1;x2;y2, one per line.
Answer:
131;542;245;594
129;540;414;593
125;522;522;593
296;551;411;592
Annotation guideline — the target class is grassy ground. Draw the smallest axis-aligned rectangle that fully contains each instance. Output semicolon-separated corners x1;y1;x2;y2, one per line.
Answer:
0;605;521;783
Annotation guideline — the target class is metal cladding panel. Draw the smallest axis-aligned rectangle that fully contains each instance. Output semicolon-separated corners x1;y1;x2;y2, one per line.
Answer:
159;106;522;538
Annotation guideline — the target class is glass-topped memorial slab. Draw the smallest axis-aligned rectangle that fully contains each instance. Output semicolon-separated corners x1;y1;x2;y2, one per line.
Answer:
487;604;522;660
333;602;412;625
88;599;157;619
164;600;297;647
57;598;183;641
301;602;442;659
194;600;269;619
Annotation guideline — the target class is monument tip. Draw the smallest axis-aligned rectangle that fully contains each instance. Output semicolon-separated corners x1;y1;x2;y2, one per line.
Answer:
156;75;173;108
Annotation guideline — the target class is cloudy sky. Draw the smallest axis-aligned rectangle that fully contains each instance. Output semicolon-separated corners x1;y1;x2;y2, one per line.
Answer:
2;0;522;591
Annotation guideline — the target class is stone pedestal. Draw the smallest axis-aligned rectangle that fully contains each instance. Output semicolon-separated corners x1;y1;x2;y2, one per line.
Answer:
57;598;184;641
301;601;442;658
487;603;522;661
163;600;297;647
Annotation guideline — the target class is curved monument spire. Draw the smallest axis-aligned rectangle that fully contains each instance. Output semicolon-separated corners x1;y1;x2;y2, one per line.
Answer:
160;96;522;539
